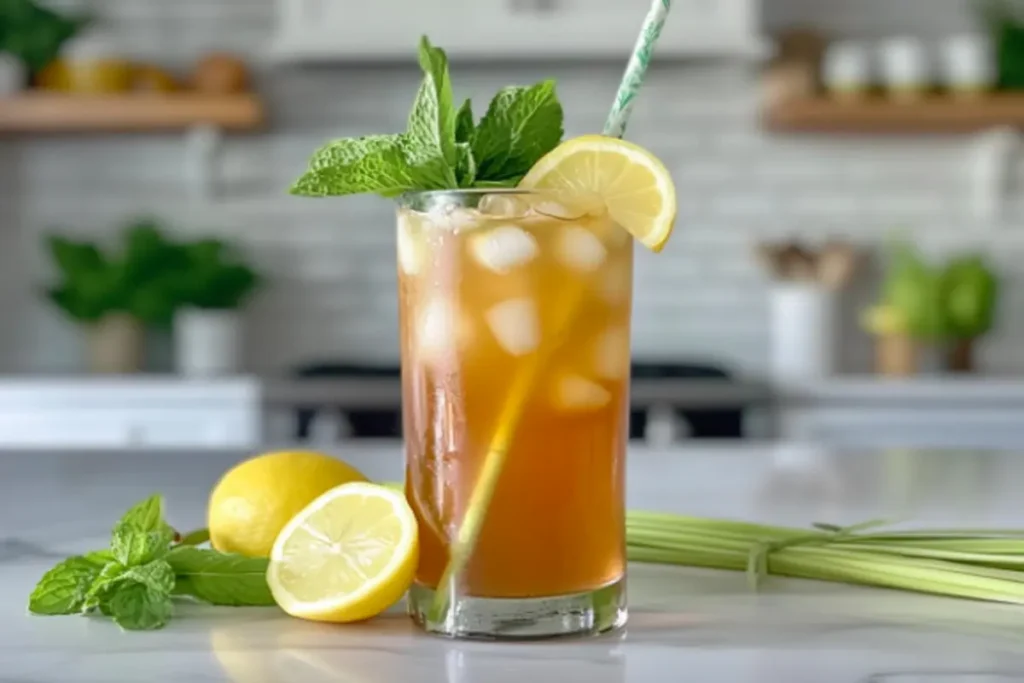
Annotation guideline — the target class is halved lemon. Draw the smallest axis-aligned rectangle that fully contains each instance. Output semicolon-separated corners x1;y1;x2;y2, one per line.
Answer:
266;482;418;623
519;134;677;252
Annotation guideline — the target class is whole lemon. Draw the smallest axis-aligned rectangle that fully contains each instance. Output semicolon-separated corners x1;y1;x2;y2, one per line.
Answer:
208;450;368;557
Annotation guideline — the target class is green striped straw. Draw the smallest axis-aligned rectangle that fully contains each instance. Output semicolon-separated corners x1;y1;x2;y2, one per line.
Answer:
427;0;674;626
604;0;672;139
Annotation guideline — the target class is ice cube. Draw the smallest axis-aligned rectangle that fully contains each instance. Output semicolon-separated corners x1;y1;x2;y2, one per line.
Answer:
594;327;630;380
397;214;422;276
598;261;631;304
557;226;607;272
553;375;611;411
478;193;530;219
470;225;538;274
417;298;460;363
485;298;540;356
428;203;481;232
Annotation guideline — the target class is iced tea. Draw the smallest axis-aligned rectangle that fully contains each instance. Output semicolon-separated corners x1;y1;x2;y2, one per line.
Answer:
398;190;632;637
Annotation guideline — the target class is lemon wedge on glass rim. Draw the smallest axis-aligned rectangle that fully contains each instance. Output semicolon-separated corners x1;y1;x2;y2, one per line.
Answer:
266;482;418;623
519;134;677;252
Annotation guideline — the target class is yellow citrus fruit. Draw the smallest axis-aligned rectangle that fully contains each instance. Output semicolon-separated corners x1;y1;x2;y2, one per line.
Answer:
267;482;418;623
519;134;677;253
208;450;368;558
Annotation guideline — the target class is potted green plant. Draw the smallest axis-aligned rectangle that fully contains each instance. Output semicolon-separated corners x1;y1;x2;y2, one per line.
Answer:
43;219;184;373
172;238;260;377
0;0;88;84
940;254;999;372
861;240;946;376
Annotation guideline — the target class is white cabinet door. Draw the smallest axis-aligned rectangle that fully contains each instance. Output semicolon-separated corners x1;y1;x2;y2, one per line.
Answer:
270;0;763;61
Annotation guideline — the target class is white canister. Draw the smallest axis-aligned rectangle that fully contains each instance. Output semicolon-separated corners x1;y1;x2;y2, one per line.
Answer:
822;41;872;99
941;33;995;96
0;53;26;95
878;37;931;100
770;283;837;382
174;309;242;377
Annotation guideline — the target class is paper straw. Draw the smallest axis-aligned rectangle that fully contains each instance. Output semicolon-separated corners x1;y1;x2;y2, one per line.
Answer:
604;0;672;138
429;0;674;624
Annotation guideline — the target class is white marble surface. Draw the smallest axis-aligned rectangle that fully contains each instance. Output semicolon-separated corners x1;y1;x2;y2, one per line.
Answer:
6;443;1024;682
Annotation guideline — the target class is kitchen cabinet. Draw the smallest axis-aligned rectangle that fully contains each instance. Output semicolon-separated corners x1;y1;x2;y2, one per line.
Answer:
270;0;765;62
0;379;261;450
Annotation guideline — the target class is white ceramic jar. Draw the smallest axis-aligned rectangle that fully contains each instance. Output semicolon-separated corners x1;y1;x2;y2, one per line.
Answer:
878;37;931;101
822;41;872;100
941;33;995;96
0;53;25;95
174;309;242;377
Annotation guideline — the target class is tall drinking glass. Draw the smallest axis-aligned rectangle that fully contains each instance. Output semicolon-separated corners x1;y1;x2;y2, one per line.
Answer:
396;189;632;639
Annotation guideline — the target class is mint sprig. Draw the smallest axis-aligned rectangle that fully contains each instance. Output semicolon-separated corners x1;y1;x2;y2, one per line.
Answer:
28;494;275;631
290;36;565;198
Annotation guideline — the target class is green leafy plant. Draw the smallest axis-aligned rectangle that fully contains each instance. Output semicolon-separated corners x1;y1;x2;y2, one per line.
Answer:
977;0;1024;90
44;218;186;328
0;0;89;75
880;239;948;341
941;254;999;340
28;494;275;631
290;36;564;197
175;238;260;311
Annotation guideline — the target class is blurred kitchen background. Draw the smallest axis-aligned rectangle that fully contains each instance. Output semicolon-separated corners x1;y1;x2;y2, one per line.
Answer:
1;0;1023;452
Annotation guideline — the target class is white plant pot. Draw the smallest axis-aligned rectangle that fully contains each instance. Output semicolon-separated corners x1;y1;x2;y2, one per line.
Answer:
0;54;26;95
770;284;836;383
174;309;242;377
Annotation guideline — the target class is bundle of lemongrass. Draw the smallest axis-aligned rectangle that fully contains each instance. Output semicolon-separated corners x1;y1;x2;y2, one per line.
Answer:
626;512;1024;604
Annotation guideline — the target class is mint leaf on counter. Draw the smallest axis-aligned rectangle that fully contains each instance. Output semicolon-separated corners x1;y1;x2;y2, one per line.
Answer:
118;494;171;534
28;557;102;615
111;522;173;567
166;547;275;607
104;582;173;631
472;79;564;183
28;494;279;631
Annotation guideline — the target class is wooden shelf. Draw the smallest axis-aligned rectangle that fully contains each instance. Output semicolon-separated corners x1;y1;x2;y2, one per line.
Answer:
764;93;1024;135
0;93;266;133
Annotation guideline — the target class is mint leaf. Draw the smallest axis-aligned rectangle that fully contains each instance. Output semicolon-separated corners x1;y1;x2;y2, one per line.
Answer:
118;494;169;534
455;99;474;143
84;550;113;566
124;560;175;594
111;522;173;566
166;547;275;607
292;141;449;198
309;134;404;171
83;561;127;609
405;36;457;184
472;80;563;182
456;143;477;187
104;582;173;631
28;557;101;615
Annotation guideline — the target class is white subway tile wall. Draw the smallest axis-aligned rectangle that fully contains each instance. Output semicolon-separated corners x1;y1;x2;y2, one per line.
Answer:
1;0;1021;377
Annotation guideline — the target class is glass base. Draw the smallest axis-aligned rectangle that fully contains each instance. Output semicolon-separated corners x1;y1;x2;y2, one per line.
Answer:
407;577;627;640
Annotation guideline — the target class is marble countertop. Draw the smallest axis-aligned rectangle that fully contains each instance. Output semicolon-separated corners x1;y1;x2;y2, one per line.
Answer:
6;443;1024;682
